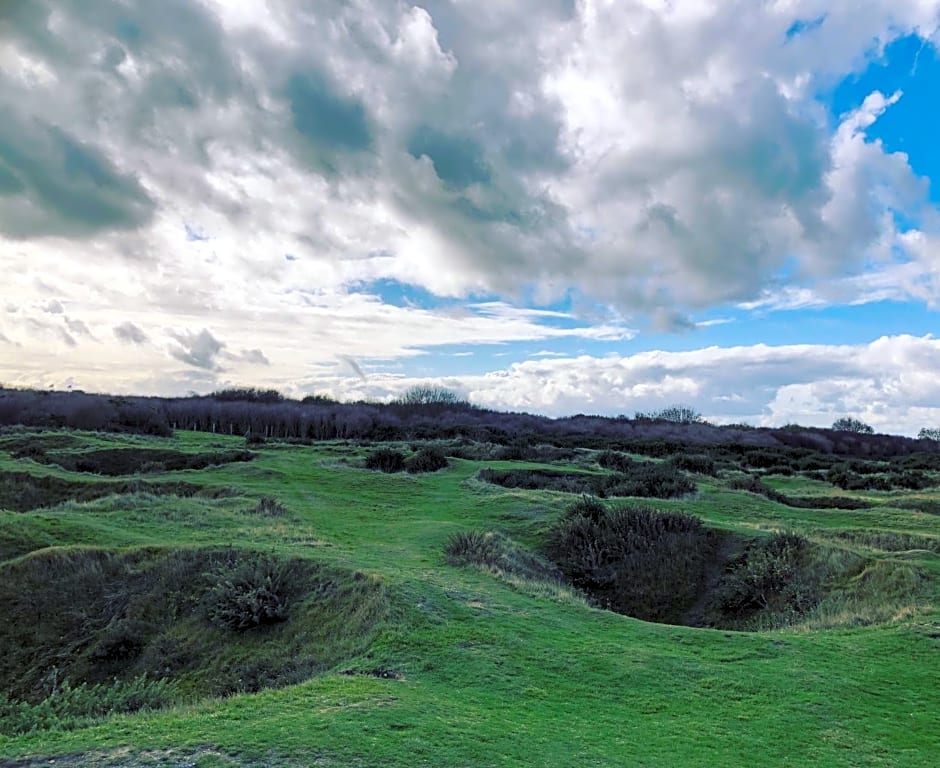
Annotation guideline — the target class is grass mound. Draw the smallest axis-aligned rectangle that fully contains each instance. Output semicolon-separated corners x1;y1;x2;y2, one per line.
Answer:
445;530;561;582
0;547;388;716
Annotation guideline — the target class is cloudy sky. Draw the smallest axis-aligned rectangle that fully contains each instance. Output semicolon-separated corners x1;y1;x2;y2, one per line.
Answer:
1;0;940;434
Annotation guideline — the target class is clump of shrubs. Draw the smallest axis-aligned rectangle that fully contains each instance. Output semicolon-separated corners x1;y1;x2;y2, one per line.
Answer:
605;462;696;499
827;466;935;491
546;500;710;622
716;532;817;623
405;447;449;474
364;448;406;473
597;450;633;472
667;453;717;476
206;554;292;631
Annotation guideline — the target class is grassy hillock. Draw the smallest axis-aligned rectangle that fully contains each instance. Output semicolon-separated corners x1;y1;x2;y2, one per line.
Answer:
0;428;938;766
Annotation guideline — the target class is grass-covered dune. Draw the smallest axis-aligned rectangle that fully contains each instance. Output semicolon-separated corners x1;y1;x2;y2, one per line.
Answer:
0;428;938;767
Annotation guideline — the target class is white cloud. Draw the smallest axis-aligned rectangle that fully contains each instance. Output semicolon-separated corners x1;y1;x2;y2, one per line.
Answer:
457;335;940;436
0;1;939;404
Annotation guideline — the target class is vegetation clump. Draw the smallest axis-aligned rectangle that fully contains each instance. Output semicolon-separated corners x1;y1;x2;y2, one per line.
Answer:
364;448;407;473
405;447;449;474
252;496;287;516
716;533;817;623
206;554;292;631
445;530;560;582
546;500;712;623
832;417;874;434
20;447;255;476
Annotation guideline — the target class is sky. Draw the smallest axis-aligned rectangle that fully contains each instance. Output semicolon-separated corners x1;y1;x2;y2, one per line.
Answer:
1;0;940;435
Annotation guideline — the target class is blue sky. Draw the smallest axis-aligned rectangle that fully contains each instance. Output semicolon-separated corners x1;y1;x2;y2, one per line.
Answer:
1;1;940;434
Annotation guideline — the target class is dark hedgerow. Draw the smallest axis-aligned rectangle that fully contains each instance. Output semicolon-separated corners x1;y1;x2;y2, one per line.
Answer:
364;448;406;473
405;447;449;474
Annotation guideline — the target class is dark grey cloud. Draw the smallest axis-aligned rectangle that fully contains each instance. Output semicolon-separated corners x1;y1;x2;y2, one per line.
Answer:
407;127;491;188
168;328;225;370
0;116;154;239
113;321;149;345
286;71;373;165
240;348;270;366
65;317;93;338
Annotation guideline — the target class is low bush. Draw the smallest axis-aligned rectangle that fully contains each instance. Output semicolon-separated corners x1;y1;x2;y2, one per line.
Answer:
605;462;696;498
727;475;871;510
715;533;817;622
205;554;292;631
364;448;406;473
405;447;449;474
827;466;936;491
546;501;711;622
597;450;633;472
667;453;717;476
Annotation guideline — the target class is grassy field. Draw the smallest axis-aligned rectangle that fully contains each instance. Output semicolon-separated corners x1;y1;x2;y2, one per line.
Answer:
0;429;938;767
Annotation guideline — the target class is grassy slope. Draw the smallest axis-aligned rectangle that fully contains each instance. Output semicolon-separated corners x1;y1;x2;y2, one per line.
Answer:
0;431;938;767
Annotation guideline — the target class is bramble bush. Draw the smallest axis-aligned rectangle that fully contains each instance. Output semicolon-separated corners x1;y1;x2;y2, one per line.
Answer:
546;500;709;622
405;447;449;474
206;554;292;631
365;448;406;473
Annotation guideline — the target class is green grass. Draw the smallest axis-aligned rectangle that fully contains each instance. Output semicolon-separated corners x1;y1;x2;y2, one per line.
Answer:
0;430;938;766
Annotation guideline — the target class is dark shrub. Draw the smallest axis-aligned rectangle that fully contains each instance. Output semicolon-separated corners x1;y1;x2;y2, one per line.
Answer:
667;453;716;476
716;533;816;620
605;462;696;499
547;502;710;622
206;554;291;630
365;448;406;473
597;450;633;472
405;447;449;474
